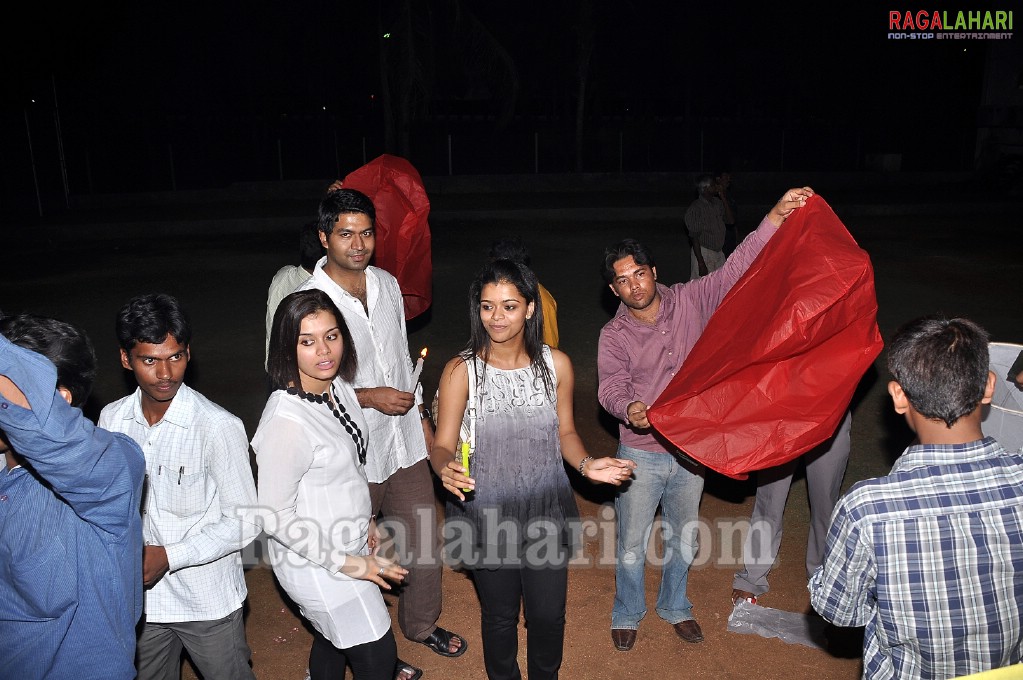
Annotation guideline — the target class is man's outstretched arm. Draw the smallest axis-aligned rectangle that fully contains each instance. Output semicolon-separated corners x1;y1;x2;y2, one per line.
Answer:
0;334;145;536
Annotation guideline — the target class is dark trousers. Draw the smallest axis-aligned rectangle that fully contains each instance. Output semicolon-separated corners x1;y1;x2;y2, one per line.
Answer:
472;564;568;680
135;607;255;680
308;627;397;680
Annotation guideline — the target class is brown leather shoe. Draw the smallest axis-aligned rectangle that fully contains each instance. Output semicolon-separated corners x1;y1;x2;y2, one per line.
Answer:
611;628;637;651
673;619;704;643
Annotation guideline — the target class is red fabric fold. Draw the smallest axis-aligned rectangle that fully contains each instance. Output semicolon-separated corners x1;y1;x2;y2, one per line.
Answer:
648;194;882;478
342;155;433;320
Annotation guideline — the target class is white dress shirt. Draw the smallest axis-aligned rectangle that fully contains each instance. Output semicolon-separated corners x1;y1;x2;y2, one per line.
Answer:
264;264;313;367
299;261;428;483
99;384;259;623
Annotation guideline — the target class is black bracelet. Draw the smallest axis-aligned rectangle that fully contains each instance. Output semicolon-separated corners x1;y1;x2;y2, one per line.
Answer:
420;406;432;421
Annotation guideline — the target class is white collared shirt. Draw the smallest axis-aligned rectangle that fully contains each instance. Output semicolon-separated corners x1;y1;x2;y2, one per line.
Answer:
300;261;428;483
264;264;313;367
99;384;259;623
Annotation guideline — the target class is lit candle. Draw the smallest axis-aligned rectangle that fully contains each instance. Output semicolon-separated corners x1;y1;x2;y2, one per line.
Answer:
410;347;428;386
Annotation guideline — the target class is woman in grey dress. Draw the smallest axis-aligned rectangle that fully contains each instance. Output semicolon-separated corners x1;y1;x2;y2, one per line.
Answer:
430;259;635;680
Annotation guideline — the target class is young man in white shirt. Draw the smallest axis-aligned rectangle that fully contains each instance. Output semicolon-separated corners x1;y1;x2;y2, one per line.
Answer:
100;293;259;680
299;189;465;679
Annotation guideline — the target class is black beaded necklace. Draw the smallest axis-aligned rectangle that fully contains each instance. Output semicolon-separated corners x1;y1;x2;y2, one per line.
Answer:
287;385;368;466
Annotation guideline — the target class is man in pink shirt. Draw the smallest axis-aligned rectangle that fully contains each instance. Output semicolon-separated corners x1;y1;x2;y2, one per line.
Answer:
598;186;813;652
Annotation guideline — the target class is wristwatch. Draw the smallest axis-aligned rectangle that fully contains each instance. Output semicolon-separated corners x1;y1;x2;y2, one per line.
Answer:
420;407;432;421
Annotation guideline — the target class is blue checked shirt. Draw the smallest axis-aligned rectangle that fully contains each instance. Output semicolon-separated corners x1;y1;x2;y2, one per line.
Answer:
809;437;1023;679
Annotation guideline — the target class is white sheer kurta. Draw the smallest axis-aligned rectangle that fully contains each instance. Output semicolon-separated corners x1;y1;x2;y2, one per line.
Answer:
251;381;390;648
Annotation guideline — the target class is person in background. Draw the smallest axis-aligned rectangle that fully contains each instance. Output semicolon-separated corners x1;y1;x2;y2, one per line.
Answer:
731;411;852;606
487;236;559;348
684;173;735;279
265;220;324;368
715;171;739;256
1010;348;1023;386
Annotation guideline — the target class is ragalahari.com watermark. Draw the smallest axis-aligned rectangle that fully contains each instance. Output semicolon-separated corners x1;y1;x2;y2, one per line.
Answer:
235;504;781;574
887;9;1013;40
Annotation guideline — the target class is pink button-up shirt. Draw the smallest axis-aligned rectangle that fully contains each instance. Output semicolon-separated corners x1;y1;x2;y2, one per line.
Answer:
597;216;779;454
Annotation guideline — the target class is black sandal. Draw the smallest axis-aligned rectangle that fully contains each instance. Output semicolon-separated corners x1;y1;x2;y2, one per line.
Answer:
394;659;423;680
418;626;467;658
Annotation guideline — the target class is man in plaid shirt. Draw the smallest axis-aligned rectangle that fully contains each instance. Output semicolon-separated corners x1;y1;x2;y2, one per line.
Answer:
809;315;1023;679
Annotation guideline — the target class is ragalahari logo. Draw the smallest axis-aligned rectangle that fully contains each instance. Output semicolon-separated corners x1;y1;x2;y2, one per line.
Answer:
888;9;1013;40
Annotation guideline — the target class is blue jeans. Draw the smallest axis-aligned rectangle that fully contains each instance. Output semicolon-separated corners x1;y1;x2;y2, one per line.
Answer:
612;444;705;629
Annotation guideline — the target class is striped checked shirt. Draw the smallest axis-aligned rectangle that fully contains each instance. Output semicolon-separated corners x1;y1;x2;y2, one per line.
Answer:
684;196;727;252
809;437;1023;679
100;384;259;623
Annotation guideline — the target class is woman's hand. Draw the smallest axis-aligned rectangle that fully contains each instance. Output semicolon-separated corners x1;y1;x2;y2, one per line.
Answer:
430;356;473;500
438;459;475;502
583;456;638;486
340;554;408;590
367;517;383;553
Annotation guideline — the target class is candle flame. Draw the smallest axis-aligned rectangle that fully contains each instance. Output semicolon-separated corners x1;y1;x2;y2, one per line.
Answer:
420;347;428;359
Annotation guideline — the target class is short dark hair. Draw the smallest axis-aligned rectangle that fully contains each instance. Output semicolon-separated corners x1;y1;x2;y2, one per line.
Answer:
601;239;657;284
488;237;531;267
299;221;325;270
267;290;357;390
318;188;375;236
888;315;991;428
0;313;97;407
116;294;192;353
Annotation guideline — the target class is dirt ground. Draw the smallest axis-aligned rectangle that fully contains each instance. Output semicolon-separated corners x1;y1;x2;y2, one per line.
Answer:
4;197;1022;679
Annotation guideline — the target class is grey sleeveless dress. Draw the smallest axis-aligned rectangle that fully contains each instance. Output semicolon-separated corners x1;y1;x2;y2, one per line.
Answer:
445;347;579;565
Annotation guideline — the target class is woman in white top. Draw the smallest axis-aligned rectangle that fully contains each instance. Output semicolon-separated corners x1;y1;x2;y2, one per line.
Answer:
253;290;408;680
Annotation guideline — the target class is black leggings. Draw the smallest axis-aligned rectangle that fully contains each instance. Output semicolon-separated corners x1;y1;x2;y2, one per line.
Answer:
472;564;568;680
308;627;397;680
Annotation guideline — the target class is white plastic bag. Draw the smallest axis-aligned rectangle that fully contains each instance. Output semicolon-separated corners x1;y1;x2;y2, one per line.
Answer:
983;343;1023;454
727;600;828;650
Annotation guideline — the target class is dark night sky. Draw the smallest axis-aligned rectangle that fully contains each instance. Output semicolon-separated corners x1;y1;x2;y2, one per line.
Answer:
5;0;990;126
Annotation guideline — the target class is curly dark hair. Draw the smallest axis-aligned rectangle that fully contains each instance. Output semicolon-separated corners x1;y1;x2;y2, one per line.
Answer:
0;313;97;407
116;293;191;353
